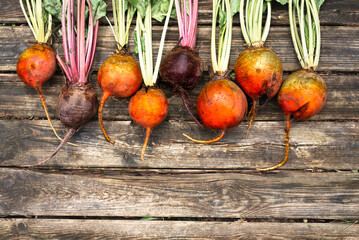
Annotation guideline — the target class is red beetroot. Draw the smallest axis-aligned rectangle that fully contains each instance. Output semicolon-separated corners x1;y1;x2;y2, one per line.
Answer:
159;0;203;125
129;87;168;162
234;47;283;137
97;51;142;143
160;45;203;125
21;0;106;167
184;74;248;143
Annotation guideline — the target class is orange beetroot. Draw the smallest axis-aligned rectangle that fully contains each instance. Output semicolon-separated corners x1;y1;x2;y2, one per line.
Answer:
184;75;247;143
97;51;142;143
17;44;56;90
129;87;168;162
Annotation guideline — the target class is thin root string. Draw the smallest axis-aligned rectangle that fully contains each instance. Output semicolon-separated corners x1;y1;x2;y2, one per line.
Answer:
98;92;114;144
141;127;152;163
36;87;77;146
257;118;291;171
183;129;225;144
21;128;76;167
246;99;258;139
180;92;203;127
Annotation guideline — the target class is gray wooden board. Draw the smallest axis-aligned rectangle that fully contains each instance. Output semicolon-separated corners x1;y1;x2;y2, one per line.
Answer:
1;73;358;121
1;25;358;72
0;219;359;239
0;120;358;169
0;169;359;219
1;0;358;26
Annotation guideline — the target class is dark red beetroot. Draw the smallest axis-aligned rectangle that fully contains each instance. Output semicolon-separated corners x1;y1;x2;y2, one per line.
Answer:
184;74;248;143
257;69;327;171
159;0;203;126
17;43;62;140
234;46;283;137
129;87;168;162
160;46;203;125
97;51;142;143
21;83;99;167
21;0;106;167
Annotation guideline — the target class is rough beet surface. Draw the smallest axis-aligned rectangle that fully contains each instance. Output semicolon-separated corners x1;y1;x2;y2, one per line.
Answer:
17;44;56;89
57;83;99;129
278;69;327;120
234;47;283;99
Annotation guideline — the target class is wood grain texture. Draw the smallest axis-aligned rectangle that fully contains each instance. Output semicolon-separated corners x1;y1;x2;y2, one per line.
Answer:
1;25;358;72
1;169;359;219
0;120;358;169
1;0;358;26
1;73;358;121
0;219;358;239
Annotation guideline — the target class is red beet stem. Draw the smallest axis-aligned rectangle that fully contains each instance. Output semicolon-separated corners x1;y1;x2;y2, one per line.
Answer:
179;91;203;127
21;128;76;167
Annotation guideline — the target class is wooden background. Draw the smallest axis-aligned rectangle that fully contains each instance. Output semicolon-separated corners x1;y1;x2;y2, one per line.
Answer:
1;0;359;238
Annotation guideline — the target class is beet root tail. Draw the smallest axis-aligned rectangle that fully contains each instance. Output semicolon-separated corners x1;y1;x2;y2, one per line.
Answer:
37;87;77;146
21;128;76;167
246;99;258;140
257;118;291;171
141;127;152;163
183;129;225;144
98;92;114;144
180;92;203;127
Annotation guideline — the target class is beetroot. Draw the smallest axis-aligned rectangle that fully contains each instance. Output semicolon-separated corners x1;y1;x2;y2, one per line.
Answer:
159;0;203;125
129;87;168;162
235;0;283;137
98;50;142;143
184;75;247;143
257;0;327;171
21;0;106;167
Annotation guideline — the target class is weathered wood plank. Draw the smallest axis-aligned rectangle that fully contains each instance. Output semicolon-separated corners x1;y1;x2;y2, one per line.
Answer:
0;169;359;219
0;120;358;169
1;219;359;239
1;25;358;72
1;0;358;26
1;73;358;121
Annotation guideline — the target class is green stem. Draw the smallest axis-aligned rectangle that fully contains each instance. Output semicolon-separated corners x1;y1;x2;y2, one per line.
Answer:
299;0;309;68
261;0;271;42
152;0;174;84
306;0;314;66
289;0;305;68
240;0;250;44
19;0;37;40
310;0;321;69
136;13;147;85
211;0;219;72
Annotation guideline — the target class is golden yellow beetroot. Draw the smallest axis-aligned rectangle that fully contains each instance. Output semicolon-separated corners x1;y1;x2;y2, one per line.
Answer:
97;0;142;143
258;0;327;171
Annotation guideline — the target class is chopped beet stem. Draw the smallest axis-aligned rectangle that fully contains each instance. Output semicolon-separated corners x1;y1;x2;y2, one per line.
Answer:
21;128;76;167
257;117;291;171
183;129;225;144
246;98;258;139
141;127;152;163
180;92;203;127
98;91;114;144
